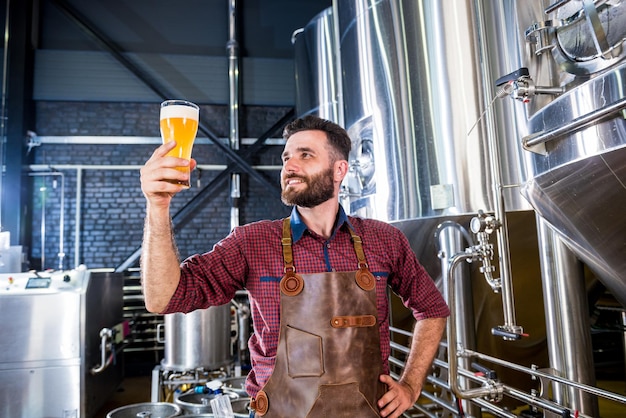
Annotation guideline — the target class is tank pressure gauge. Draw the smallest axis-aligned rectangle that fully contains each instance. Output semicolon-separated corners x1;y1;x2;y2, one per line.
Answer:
470;211;499;234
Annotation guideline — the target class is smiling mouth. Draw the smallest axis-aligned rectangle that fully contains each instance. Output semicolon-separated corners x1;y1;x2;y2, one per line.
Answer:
284;177;305;187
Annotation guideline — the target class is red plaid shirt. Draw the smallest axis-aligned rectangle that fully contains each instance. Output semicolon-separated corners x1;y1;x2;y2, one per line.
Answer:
163;206;450;397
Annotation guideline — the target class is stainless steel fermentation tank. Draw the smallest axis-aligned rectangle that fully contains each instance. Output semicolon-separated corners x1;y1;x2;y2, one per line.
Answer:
521;1;626;307
293;0;626;416
0;269;124;418
292;7;341;122
340;2;534;222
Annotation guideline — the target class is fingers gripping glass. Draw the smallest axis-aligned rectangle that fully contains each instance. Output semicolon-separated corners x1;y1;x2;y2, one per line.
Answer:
159;99;199;188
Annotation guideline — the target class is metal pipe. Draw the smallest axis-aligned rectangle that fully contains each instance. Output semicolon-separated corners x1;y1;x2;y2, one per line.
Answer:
58;173;65;269
75;168;82;268
407;404;438;418
227;0;241;232
523;97;626;149
40;185;46;269
446;250;502;400
434;220;475;247
502;386;572;417
29;171;66;270
0;0;10;229
230;174;240;230
227;0;240;153
623;311;626;381
459;348;626;405
436;222;480;417
29;164;281;171
473;0;521;336
36;136;285;146
90;327;113;374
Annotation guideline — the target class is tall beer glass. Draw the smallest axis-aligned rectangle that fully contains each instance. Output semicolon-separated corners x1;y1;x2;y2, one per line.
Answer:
160;99;200;188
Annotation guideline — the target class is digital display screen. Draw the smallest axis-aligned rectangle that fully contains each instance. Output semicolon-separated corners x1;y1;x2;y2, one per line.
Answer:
25;277;51;289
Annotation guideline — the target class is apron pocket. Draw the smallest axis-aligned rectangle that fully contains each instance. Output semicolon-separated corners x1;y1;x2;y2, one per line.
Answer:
306;382;379;417
286;325;324;377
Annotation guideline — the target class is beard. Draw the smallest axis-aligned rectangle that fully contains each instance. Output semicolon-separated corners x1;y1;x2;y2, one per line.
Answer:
281;167;335;208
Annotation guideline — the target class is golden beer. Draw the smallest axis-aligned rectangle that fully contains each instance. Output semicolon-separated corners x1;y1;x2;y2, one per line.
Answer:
160;100;199;188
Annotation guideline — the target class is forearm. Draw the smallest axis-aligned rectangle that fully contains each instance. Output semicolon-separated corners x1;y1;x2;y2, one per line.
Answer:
140;204;182;313
399;317;447;402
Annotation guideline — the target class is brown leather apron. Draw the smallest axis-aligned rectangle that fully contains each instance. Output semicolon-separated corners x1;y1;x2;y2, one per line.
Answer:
252;218;386;417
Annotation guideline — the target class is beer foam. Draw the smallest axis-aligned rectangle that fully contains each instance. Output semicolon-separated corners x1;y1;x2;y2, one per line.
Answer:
160;104;199;120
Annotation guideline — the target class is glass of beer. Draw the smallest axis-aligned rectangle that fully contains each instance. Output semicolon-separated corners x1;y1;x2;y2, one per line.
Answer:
159;99;200;188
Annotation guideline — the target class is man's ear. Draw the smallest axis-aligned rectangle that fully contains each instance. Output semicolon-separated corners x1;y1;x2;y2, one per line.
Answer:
334;160;349;182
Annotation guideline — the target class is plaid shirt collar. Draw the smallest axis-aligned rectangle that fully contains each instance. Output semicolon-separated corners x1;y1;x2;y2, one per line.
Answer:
289;205;352;243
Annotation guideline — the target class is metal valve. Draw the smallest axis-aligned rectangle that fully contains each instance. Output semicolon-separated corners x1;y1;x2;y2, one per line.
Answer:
495;67;564;103
466;211;501;293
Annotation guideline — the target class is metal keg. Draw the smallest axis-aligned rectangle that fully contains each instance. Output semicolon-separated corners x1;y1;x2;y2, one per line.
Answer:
160;304;232;371
175;391;238;414
106;402;182;418
175;391;249;417
182;408;250;418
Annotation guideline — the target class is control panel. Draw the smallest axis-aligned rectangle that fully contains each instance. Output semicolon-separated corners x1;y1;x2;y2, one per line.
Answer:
0;268;89;295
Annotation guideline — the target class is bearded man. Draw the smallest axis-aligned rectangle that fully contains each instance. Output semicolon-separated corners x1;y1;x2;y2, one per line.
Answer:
140;115;449;418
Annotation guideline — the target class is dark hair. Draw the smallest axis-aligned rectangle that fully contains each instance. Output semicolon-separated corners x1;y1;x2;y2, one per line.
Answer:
282;115;351;161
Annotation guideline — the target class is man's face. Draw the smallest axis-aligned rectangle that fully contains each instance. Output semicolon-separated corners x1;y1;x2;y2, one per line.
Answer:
280;130;336;208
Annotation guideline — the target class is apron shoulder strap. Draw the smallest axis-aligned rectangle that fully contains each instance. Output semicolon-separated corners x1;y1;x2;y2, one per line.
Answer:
347;226;368;270
347;225;376;291
281;217;295;273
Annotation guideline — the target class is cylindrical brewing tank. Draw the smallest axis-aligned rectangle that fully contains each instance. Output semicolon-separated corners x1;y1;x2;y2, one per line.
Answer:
334;0;530;222
161;304;231;371
292;7;341;122
518;0;626;306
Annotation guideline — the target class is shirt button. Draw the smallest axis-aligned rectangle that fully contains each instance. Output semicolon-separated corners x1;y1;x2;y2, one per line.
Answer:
326;243;331;248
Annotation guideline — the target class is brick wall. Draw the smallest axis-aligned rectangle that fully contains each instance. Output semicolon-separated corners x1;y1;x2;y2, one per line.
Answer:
30;101;292;270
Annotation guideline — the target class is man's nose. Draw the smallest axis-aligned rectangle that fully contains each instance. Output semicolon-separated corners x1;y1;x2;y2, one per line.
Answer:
282;159;297;174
